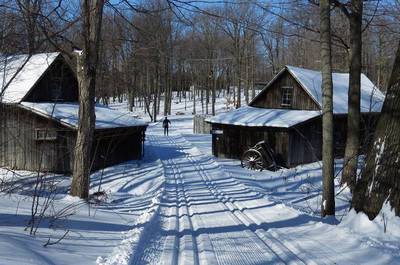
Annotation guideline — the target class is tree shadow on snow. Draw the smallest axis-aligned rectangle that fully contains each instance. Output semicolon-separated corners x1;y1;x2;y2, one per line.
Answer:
0;212;132;232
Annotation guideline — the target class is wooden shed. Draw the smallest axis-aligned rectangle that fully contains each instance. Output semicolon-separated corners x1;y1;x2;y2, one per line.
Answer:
207;66;385;168
0;52;147;173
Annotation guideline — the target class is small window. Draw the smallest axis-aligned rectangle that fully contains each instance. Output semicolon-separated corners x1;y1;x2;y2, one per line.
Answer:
34;129;57;141
281;86;293;107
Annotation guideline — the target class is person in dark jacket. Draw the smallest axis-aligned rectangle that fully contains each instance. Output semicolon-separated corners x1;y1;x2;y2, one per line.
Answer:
162;116;171;136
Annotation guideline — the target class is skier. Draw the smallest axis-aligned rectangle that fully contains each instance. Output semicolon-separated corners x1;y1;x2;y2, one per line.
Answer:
162;116;171;136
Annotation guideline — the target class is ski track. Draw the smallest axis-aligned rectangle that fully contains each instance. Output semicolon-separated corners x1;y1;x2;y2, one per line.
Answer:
132;133;340;265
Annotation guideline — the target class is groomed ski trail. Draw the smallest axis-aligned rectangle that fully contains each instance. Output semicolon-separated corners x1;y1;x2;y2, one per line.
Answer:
132;134;324;265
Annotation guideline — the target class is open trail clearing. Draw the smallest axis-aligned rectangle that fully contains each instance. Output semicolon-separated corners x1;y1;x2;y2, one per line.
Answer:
0;116;398;264
126;130;396;265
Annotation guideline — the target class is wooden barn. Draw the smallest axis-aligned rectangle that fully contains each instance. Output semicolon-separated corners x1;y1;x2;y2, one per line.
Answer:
207;66;385;167
0;52;147;173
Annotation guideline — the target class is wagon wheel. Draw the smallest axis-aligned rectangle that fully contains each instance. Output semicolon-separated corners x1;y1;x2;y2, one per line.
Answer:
241;149;265;171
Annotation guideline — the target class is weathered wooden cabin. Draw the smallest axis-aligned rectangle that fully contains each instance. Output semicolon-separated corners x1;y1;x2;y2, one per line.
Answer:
0;52;147;173
207;66;385;167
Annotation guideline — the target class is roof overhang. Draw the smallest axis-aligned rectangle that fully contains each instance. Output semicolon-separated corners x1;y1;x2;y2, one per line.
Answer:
0;53;61;103
206;106;322;129
19;102;148;130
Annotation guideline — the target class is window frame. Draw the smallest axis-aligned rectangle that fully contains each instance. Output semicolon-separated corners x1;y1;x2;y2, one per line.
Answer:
33;128;58;141
280;86;293;107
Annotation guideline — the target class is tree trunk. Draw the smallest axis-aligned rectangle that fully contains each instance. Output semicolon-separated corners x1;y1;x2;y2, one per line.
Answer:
201;85;204;114
251;37;256;100
153;76;158;122
143;68;153;121
236;57;241;108
320;0;335;217
245;43;249;105
342;0;363;191
212;71;216;116
70;0;104;199
352;40;400;219
192;84;196;115
128;62;137;112
206;73;210;115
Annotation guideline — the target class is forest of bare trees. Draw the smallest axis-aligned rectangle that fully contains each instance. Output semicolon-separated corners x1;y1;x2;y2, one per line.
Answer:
1;0;398;116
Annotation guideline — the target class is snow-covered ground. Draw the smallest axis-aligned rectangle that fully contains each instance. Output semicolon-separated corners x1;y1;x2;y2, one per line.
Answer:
0;92;399;264
0;154;164;265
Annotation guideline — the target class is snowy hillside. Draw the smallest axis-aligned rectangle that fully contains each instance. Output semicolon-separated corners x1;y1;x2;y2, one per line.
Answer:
0;92;399;264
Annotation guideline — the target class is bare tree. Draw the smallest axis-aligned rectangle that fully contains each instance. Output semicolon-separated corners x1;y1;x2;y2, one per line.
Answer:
16;0;41;54
334;0;364;191
221;3;248;109
320;0;335;217
70;0;105;199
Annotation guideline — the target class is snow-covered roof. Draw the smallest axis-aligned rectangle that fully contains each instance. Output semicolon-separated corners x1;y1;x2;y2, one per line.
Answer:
20;102;147;129
286;66;385;114
0;52;60;103
206;106;321;128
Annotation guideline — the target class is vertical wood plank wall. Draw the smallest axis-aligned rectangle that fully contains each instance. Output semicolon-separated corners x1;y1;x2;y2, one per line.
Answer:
0;104;147;173
211;114;378;168
0;104;75;172
250;71;320;111
211;123;290;167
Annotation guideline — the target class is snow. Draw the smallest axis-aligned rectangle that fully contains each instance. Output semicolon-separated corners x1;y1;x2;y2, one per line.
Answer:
0;53;59;103
287;65;385;113
340;202;400;242
97;195;162;265
131;132;399;264
0;93;399;264
0;156;164;265
20;102;147;129
205;105;321;128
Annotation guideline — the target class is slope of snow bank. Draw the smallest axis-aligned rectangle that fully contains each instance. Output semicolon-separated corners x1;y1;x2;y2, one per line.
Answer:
96;194;162;265
340;202;400;240
0;152;164;264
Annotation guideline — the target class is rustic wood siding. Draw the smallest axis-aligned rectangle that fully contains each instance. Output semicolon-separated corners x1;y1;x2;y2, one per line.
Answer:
210;113;379;168
0;104;147;173
0;104;75;173
210;69;381;168
288;117;353;167
0;54;147;173
91;127;146;170
211;123;290;167
251;71;320;110
288;119;322;166
287;114;379;167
